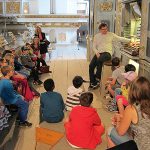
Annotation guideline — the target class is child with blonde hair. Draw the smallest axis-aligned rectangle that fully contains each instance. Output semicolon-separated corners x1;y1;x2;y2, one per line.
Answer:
0;66;32;127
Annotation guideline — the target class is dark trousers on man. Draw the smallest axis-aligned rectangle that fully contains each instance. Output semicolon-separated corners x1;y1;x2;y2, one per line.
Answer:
89;52;111;85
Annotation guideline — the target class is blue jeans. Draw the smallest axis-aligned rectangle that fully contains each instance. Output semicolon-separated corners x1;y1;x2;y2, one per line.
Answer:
89;52;111;84
108;127;132;145
14;98;29;122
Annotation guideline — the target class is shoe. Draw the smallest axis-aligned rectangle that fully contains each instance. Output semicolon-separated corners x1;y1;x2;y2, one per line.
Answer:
107;105;118;112
96;78;100;84
19;121;32;127
38;72;42;75
33;81;37;85
33;80;43;85
36;80;43;85
88;83;99;90
16;117;20;122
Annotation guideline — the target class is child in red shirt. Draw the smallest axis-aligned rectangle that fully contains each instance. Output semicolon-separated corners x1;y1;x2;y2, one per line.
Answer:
64;92;105;149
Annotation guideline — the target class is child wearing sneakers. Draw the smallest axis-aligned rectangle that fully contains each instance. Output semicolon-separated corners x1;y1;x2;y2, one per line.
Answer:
64;92;105;149
65;76;85;111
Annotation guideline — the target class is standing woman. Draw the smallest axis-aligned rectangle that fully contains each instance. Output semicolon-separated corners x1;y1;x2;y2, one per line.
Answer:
35;26;50;59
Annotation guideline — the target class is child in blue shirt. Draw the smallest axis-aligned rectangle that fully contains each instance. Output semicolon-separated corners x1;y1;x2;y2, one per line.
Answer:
0;66;32;127
40;78;65;123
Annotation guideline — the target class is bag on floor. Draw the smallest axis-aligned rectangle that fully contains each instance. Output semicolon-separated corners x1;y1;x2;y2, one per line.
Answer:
39;66;50;73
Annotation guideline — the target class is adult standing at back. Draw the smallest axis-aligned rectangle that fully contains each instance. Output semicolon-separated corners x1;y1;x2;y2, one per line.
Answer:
89;23;131;90
35;26;50;59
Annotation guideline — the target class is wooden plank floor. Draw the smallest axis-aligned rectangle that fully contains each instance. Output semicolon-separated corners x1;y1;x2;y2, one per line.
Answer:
13;58;114;150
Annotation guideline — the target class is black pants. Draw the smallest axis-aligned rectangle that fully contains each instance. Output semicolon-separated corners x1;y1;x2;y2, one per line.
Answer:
30;67;39;81
89;52;111;85
107;140;138;150
36;58;47;70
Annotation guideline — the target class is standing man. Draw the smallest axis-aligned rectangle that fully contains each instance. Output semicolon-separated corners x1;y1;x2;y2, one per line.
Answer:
89;23;130;89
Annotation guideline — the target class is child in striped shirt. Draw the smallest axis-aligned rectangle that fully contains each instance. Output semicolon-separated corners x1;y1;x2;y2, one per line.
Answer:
66;76;85;111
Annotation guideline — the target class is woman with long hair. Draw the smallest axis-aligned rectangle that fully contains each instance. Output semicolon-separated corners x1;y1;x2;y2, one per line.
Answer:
35;26;49;59
107;76;150;150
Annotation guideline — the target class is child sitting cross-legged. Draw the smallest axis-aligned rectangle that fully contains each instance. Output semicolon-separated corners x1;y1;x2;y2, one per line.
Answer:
107;64;137;113
40;78;65;123
64;92;105;149
106;57;125;98
65;76;85;111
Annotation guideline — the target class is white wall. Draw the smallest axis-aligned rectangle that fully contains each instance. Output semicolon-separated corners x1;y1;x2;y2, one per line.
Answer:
38;0;50;14
67;0;77;14
55;0;77;14
42;28;78;44
24;0;86;15
55;0;67;14
55;28;77;44
29;0;39;14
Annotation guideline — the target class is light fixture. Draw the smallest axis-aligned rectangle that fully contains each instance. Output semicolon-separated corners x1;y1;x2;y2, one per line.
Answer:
24;9;28;14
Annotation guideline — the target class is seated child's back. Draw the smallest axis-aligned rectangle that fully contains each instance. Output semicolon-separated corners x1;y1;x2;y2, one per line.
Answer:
64;92;105;149
66;76;84;111
40;79;65;123
111;57;125;86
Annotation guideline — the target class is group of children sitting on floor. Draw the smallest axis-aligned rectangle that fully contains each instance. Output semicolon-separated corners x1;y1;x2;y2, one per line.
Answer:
0;47;150;150
0;35;50;127
40;57;150;150
106;57;137;113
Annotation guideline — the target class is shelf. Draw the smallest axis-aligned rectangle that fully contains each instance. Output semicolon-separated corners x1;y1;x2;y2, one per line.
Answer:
120;50;139;60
